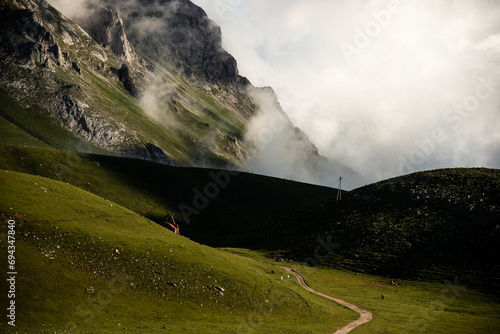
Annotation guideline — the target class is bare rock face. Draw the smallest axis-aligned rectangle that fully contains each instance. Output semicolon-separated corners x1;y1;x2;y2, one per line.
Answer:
101;0;250;87
72;4;134;62
0;1;72;69
114;63;142;98
52;95;127;149
0;0;149;159
144;143;173;165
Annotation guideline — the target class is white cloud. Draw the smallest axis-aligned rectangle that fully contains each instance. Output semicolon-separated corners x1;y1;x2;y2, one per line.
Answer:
193;0;500;187
475;33;500;52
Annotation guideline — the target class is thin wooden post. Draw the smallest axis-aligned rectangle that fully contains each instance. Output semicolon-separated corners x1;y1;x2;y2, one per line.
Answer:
336;177;342;202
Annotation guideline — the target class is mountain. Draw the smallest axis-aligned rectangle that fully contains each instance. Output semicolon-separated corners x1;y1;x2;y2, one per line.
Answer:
0;0;357;184
2;2;499;332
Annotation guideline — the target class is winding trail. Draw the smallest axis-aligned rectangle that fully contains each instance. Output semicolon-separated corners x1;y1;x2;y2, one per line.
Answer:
276;265;373;334
233;252;372;333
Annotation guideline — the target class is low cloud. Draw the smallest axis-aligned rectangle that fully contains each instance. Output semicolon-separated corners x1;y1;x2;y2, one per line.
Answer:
139;79;181;129
194;0;500;187
47;0;93;20
245;87;359;189
244;87;311;182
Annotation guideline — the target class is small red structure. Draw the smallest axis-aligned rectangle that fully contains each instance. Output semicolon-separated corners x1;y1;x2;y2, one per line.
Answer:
164;213;180;235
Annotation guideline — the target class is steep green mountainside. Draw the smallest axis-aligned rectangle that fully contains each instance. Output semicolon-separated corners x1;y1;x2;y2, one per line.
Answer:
0;0;255;166
0;145;338;245
0;170;354;333
0;0;357;184
251;168;500;293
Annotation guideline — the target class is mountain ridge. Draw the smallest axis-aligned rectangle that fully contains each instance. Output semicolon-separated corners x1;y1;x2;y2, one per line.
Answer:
0;0;358;187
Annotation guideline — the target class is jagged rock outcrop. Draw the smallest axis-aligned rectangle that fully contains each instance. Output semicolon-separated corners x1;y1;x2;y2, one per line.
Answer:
100;0;250;86
144;142;173;165
0;1;72;68
114;63;142;97
51;94;128;150
68;2;145;96
71;3;134;62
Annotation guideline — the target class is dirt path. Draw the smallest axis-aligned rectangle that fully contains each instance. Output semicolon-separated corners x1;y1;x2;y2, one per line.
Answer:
276;265;373;334
230;252;372;333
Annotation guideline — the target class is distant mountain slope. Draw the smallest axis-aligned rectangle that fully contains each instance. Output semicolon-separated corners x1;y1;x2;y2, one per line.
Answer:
0;0;358;184
0;0;253;166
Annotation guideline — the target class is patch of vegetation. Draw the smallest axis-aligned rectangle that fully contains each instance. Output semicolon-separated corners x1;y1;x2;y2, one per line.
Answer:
0;170;354;333
251;168;500;295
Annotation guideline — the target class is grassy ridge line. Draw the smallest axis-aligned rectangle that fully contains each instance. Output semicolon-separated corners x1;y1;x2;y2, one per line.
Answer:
0;145;338;246
255;168;500;294
0;170;354;333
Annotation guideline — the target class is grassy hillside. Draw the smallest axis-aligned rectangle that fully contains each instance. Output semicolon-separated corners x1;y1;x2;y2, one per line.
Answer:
229;249;500;334
0;170;354;333
0;145;338;245
0;148;498;333
252;168;500;294
1;146;498;288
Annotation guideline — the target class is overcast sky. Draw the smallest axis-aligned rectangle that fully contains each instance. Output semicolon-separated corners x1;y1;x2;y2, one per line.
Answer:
192;0;500;184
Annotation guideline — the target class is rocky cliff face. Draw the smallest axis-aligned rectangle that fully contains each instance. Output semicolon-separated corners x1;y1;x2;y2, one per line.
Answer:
74;3;134;63
0;0;358;184
99;0;249;86
0;0;254;166
0;0;162;159
0;1;70;68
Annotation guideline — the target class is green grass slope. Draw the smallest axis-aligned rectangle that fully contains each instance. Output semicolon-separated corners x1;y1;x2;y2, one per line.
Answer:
230;248;500;334
301;264;500;334
253;168;500;294
0;145;338;245
0;170;354;333
0;148;498;333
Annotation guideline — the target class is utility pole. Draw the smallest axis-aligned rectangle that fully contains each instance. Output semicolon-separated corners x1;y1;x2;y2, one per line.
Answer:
336;177;342;202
